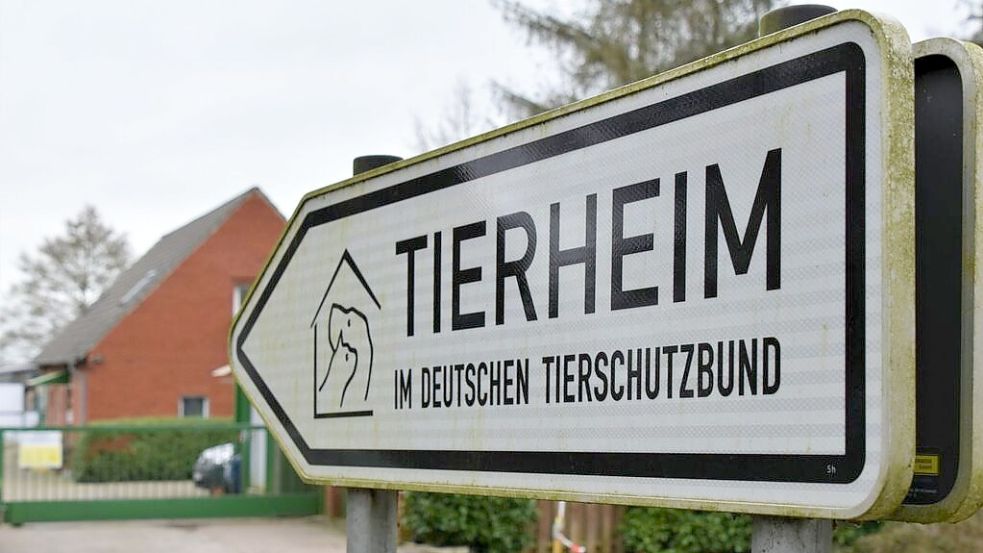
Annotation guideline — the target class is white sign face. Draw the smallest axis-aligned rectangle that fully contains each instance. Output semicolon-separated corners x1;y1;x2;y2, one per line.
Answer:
232;12;915;519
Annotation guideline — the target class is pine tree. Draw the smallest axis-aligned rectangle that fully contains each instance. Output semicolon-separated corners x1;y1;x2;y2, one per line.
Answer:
493;0;780;118
414;0;781;150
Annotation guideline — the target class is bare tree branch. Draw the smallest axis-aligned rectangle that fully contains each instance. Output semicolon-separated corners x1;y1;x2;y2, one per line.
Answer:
0;206;130;362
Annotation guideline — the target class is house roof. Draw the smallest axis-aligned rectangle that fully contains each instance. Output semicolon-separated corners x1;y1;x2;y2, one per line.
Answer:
35;187;277;367
0;362;37;377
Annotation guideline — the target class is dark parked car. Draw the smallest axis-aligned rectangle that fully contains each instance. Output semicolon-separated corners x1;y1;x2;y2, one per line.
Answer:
192;443;241;494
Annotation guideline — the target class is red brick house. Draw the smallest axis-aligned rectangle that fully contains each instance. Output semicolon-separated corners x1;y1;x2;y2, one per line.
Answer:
34;188;284;424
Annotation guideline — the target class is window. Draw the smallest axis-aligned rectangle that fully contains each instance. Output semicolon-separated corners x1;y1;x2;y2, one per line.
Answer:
233;283;251;314
180;396;209;418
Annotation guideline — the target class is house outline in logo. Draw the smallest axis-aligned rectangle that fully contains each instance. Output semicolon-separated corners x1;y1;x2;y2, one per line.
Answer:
310;250;381;419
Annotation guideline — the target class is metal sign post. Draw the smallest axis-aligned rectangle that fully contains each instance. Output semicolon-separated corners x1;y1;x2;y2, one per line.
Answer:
345;155;402;553
346;487;397;553
751;516;831;553
751;7;837;551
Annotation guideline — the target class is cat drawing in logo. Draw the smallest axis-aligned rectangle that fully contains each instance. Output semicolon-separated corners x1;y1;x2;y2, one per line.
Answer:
318;304;373;408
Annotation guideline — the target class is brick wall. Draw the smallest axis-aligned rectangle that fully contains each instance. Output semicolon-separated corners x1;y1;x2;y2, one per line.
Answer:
82;193;283;421
43;383;70;425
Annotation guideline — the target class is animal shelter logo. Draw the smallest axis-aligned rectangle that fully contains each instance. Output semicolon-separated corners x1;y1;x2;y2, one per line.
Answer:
310;251;380;418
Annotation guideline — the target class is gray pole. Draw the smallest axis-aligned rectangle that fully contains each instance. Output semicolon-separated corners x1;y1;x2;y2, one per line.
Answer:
347;487;399;552
752;5;837;553
752;517;833;553
758;4;836;36
345;154;402;553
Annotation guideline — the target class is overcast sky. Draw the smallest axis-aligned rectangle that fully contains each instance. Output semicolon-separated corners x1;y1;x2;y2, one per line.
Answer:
0;0;972;298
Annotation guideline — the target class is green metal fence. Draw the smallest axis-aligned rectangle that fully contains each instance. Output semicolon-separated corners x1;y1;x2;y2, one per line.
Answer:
0;423;321;524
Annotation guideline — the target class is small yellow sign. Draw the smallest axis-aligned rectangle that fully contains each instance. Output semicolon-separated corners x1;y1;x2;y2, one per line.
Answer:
18;445;62;469
17;431;63;469
914;454;940;476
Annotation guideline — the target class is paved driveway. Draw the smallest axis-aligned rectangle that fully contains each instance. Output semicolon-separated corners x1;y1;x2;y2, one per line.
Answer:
0;517;459;553
0;517;348;553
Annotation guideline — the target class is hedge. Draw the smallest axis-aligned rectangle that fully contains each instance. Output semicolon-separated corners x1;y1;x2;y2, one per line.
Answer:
402;492;537;553
621;507;752;553
620;507;883;553
70;418;238;483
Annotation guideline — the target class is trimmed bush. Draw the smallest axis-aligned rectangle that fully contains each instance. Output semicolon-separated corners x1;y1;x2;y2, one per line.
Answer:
833;521;883;547
402;492;537;553
621;507;752;553
621;507;883;553
70;418;238;483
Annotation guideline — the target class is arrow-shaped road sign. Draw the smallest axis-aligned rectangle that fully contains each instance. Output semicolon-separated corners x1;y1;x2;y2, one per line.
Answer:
231;10;916;520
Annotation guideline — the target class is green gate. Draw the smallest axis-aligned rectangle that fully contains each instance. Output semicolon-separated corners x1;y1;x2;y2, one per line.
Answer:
0;422;321;524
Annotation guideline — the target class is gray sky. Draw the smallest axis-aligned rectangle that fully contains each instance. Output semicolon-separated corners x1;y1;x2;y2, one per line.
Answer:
0;0;971;298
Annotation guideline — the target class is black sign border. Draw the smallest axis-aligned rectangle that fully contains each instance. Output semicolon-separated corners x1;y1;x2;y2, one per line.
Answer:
238;42;867;484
